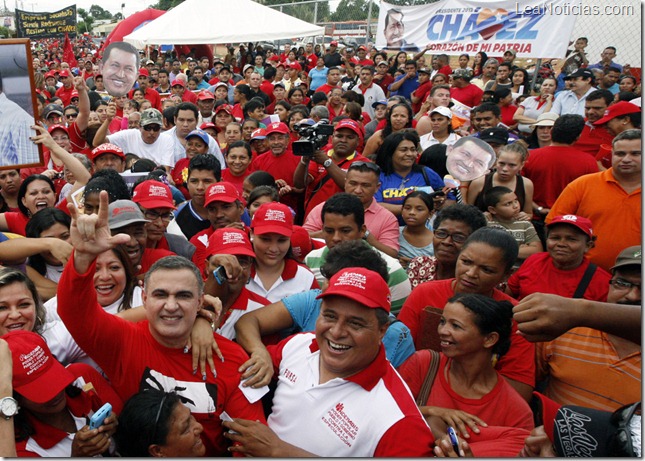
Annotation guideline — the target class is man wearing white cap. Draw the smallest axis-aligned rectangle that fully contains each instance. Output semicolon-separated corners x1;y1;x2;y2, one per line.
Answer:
222;267;434;457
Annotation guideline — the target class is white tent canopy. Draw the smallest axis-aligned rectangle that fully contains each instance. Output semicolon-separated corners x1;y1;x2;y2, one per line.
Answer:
123;0;325;48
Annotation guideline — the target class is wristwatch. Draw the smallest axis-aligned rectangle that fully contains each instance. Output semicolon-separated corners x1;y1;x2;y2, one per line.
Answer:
323;158;333;168
0;397;19;420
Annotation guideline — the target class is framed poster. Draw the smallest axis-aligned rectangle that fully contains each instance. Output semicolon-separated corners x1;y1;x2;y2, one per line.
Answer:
0;38;43;170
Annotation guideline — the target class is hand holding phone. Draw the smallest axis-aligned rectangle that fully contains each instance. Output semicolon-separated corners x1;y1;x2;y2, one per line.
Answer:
447;426;461;457
89;403;112;430
213;266;228;285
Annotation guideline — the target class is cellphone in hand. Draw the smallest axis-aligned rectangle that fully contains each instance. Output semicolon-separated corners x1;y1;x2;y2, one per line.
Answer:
213;266;227;285
447;426;461;456
89;402;112;430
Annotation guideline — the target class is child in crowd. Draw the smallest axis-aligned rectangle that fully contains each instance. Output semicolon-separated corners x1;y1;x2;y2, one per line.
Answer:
484;186;542;268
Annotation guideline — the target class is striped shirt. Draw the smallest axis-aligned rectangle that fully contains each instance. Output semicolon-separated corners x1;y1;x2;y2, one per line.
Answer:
0;93;38;167
537;327;641;412
305;241;412;315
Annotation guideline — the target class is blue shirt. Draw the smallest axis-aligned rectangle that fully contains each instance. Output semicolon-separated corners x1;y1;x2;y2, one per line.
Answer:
308;67;329;91
282;289;415;367
389;73;420;100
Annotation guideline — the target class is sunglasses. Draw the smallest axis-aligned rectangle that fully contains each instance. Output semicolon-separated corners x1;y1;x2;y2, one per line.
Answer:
608;402;640;456
142;124;161;132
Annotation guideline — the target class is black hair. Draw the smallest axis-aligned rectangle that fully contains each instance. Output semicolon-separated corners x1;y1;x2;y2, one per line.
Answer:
402;190;434;212
235;84;253;101
245;170;276;189
461;227;518;273
616;91;638;103
434;203;487;234
227;140;252;159
162;107;175;127
17;174;55;217
586;89;613;106
131;158;158;173
419;144;448;178
84;169;131;203
25;208;71;275
114;390;182;456
321;240;389;283
342;90;365;107
447;293;513;357
287;86;306;101
472;103;501;118
483;185;514;209
382;102;413;138
103;41;140;69
174;102;198;120
492;87;512;104
248;185;279;207
187;154;222;182
321;192;364;228
551;114;585;144
243;98;265;118
264;66;276;80
375;130;420;176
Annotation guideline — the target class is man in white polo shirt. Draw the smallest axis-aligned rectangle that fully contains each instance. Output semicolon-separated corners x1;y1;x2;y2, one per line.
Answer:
222;266;434;457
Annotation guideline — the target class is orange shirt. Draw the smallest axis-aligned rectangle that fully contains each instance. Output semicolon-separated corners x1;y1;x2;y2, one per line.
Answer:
547;168;641;272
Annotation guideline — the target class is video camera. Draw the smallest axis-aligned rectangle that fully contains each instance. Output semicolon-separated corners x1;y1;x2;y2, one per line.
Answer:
292;120;334;156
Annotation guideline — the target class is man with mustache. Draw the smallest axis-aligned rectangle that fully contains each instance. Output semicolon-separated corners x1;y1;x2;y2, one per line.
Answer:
533;245;641;411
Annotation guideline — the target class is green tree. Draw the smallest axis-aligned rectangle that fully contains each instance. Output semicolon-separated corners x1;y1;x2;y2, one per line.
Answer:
150;0;186;10
330;0;379;21
77;8;94;33
89;4;113;20
113;12;124;20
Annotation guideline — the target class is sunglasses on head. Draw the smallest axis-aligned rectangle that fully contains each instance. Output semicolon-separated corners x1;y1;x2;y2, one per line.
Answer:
142;124;161;132
350;161;381;174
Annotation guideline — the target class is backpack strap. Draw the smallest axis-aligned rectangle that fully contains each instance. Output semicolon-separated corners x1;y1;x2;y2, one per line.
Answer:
572;263;597;299
416;350;441;406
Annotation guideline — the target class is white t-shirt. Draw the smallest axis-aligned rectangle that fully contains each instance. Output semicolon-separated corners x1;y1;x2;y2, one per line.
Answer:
107;128;175;167
161;126;225;166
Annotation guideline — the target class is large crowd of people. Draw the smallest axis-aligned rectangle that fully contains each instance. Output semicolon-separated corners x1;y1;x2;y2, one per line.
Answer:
0;31;641;457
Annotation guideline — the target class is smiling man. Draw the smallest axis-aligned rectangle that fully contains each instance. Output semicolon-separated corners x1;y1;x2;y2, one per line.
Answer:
99;41;139;97
57;191;266;457
221;266;434;457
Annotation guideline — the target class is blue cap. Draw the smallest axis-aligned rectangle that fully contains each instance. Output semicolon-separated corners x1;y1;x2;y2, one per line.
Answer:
371;99;387;109
185;129;210;145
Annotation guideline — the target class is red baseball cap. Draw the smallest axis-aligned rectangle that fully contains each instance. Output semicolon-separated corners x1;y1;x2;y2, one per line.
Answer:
251;202;293;237
330;41;338;46
593;101;641;126
47;124;68;135
132;179;176;210
289;62;302;71
335;119;363;138
171;79;186;88
265;122;289;136
197;90;215;100
531;392;561;446
250;128;267;141
547;214;593;238
45;70;56;79
200;122;219;133
214;104;233;115
317;267;391;313
206;228;255;259
204;181;242;206
90;143;125;162
290;225;314;261
138;68;149;77
5;330;76;404
58;69;70;78
268;55;280;62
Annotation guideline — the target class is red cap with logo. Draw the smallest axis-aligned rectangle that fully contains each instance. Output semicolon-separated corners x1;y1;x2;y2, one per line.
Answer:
197;90;215;101
289;62;302;71
593;101;641;126
132;179;176;210
47;124;69;135
90;143;125;162
317;267;391;313
214;104;233;115
139;68;149;77
335;119;363;138
204;181;242;206
58;69;70;78
547;214;593;239
206;228;255;259
171;79;186;88
5;330;76;404
265;122;290;136
251;202;293;237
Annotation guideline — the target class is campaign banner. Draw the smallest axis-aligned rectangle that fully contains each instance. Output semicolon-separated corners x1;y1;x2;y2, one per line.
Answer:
15;5;77;39
376;0;577;58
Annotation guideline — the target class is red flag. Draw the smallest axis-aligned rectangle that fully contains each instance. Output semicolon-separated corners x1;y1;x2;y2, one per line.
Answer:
63;33;78;68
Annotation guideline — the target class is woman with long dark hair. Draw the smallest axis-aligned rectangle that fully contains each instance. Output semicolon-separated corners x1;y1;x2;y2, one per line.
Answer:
363;102;414;158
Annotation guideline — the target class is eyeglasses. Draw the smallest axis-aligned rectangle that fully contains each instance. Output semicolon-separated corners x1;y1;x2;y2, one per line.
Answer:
609;278;641;291
65;113;78;119
143;210;174;222
142;124;161;132
350;161;381;174
434;229;468;244
607;402;640;456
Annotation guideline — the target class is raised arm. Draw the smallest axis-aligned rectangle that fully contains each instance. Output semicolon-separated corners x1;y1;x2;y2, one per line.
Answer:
74;76;91;133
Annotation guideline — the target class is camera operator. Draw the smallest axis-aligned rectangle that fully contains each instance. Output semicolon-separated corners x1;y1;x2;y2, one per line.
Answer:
294;119;370;219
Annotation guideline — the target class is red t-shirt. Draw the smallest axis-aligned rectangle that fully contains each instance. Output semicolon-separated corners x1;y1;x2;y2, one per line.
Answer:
221;168;252;197
374;73;394;95
450;84;484;108
500;104;518;127
129;87;162;111
260;80;276;103
411;81;432;114
507;252;611;301
313;83;338;96
397;278;535;387
574;123;614;157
